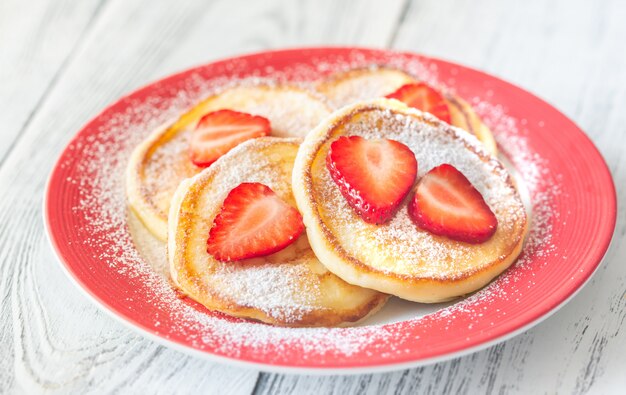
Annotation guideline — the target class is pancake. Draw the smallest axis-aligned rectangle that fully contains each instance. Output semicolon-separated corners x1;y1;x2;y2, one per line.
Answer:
292;99;528;303
168;137;388;326
316;67;497;154
317;68;414;108
126;83;331;240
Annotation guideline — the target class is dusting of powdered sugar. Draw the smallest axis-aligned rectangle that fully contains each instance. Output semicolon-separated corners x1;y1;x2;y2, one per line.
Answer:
206;250;323;322
63;50;563;362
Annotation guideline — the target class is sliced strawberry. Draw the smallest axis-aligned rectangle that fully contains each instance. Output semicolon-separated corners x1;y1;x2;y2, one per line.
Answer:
207;182;304;262
190;109;270;167
326;136;417;224
408;164;498;243
386;82;451;124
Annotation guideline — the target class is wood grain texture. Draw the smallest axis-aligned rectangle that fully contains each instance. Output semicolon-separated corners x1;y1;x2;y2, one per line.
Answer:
0;0;104;166
255;0;626;394
0;0;406;393
1;0;624;393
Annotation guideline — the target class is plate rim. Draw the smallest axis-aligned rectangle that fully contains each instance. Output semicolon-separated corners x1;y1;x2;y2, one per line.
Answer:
43;46;618;374
43;219;615;374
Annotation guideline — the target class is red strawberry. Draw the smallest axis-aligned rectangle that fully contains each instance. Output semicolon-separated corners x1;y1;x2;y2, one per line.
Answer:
207;182;304;262
408;164;498;243
190;109;270;167
386;82;451;124
326;136;417;224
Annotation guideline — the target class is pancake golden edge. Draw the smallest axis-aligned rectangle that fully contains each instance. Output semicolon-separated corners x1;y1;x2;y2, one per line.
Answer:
168;137;388;327
126;83;331;241
292;99;528;303
316;67;498;155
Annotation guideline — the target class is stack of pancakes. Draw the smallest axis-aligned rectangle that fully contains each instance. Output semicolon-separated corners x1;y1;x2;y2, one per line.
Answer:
126;68;528;327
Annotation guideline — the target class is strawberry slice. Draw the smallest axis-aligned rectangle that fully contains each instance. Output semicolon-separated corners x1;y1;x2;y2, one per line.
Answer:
408;164;498;243
386;82;451;124
326;136;417;224
207;182;304;262
190;109;270;167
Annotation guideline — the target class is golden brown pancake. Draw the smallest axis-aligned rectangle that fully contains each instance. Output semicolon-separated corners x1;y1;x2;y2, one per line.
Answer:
292;99;528;303
316;67;497;154
126;83;331;240
168;137;389;326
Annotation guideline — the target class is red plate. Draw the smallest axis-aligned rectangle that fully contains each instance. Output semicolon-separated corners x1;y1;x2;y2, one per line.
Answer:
44;48;616;374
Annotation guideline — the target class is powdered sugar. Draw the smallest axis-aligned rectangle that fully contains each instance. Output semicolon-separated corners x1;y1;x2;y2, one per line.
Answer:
207;253;323;322
62;51;562;361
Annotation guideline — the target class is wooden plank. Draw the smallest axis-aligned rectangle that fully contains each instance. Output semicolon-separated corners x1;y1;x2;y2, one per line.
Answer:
394;1;626;393
0;0;104;166
0;0;409;393
254;0;626;394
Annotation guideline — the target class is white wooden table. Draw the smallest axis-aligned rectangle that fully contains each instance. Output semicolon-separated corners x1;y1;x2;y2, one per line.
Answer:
1;0;624;393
